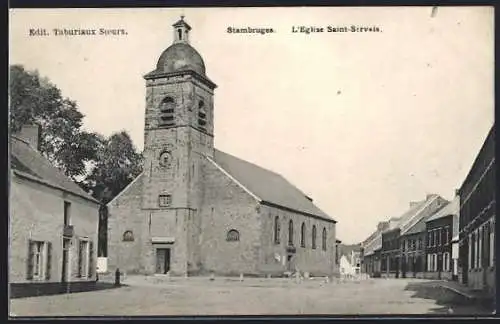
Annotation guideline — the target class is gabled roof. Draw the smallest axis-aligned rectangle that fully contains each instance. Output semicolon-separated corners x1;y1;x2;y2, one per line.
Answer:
402;215;430;236
398;195;447;234
211;149;336;223
426;196;459;222
10;136;99;204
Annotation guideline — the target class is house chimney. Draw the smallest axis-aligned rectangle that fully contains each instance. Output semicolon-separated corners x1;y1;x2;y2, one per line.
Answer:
426;193;436;200
14;124;41;151
409;201;420;208
377;221;388;231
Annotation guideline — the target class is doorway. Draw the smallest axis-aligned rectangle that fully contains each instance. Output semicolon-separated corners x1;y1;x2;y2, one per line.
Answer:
155;248;171;274
62;238;71;282
286;254;294;272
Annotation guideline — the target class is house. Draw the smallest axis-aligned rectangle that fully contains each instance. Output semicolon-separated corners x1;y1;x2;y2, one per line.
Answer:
9;124;100;297
424;196;460;280
379;194;448;278
361;221;389;277
107;17;338;277
457;124;495;297
339;254;356;276
398;217;428;278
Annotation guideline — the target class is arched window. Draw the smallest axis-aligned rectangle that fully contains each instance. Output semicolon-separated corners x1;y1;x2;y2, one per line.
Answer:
312;225;317;249
159;97;175;127
123;230;134;242
274;216;280;244
226;229;240;242
198;100;207;131
288;220;294;246
322;227;327;251
300;222;306;247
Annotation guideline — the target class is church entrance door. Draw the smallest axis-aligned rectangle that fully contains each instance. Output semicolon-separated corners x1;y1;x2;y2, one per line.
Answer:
155;248;171;274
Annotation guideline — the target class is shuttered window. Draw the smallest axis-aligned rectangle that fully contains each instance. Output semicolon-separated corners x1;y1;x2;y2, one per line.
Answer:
27;240;51;280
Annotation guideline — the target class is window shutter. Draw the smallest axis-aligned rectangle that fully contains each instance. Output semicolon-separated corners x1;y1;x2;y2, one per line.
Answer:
46;242;52;280
26;240;34;280
88;241;94;278
76;238;82;278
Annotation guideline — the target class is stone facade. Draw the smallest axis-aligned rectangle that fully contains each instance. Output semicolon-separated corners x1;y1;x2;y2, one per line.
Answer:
107;17;337;277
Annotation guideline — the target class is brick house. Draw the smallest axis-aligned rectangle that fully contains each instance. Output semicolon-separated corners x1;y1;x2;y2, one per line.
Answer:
381;228;401;278
458;124;495;297
399;219;427;278
424;196;459;280
9;125;100;296
107;17;338;277
379;194;448;278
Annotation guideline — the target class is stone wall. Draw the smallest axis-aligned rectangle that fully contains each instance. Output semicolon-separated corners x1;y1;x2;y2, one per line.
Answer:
107;174;147;274
198;158;261;276
10;174;99;283
258;205;336;276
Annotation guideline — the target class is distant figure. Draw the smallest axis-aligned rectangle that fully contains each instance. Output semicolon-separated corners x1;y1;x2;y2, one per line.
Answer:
96;272;99;282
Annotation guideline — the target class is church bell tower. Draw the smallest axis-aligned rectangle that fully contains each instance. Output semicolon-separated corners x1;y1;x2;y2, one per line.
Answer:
141;16;217;211
140;17;216;275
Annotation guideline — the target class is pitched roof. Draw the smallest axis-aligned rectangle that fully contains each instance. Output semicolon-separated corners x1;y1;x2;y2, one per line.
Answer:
398;195;447;234
402;215;430;236
212;149;335;222
426;196;459;222
10;136;99;204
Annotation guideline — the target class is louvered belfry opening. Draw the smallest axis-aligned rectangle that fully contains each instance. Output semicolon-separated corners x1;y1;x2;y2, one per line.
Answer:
159;97;175;127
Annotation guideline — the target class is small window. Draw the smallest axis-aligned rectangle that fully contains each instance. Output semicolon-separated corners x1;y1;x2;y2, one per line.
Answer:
227;229;240;242
123;230;134;242
178;29;182;40
159;194;172;207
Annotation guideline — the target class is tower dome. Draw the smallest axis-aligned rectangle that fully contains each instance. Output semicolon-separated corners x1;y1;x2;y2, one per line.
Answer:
156;42;206;76
149;16;206;77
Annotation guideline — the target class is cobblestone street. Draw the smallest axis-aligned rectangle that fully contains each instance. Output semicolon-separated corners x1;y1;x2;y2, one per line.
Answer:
9;277;493;316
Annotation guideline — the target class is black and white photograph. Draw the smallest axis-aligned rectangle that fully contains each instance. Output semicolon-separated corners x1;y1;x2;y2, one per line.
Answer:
8;6;495;317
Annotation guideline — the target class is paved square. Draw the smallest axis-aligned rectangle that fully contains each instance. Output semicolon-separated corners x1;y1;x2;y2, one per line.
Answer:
9;277;491;316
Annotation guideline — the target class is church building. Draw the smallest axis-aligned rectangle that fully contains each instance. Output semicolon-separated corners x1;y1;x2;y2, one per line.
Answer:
107;17;338;277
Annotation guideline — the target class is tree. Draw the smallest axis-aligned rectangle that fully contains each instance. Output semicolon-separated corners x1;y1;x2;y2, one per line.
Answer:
10;65;144;258
81;131;143;257
9;64;101;180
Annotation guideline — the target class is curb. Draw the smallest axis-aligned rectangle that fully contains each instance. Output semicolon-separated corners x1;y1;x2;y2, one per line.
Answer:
439;284;475;300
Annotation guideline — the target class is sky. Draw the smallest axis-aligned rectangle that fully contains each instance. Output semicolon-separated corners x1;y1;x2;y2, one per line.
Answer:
9;7;494;244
